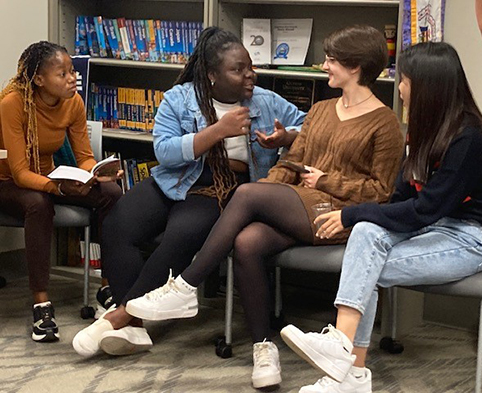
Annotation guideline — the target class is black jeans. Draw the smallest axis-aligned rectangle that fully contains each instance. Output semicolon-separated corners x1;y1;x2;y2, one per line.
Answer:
102;171;249;306
0;180;122;292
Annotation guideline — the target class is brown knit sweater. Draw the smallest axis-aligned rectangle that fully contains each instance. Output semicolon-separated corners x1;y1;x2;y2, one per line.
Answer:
260;98;404;244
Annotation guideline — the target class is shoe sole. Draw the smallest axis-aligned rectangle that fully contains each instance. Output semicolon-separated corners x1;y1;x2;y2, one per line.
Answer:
252;371;282;388
32;331;59;342
125;302;198;321
281;325;348;382
100;336;152;356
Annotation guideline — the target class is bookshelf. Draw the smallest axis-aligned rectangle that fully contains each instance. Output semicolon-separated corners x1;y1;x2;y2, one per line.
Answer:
212;0;404;114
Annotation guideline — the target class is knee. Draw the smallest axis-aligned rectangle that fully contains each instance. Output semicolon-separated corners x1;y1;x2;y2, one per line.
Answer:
230;183;256;204
233;226;263;262
350;221;386;241
24;192;54;218
103;205;134;240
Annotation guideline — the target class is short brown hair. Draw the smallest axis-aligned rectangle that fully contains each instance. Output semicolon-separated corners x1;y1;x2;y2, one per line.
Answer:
323;25;388;87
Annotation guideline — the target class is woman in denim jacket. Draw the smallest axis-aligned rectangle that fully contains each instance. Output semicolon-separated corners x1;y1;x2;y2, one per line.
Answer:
73;27;305;357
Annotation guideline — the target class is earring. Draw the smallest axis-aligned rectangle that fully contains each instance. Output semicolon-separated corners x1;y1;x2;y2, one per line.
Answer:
210;80;215;87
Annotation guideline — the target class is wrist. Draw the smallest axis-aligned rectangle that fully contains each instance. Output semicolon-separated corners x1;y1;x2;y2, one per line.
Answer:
57;182;66;196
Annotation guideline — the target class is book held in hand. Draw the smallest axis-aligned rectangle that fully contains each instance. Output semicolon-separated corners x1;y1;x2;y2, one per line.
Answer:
48;155;121;184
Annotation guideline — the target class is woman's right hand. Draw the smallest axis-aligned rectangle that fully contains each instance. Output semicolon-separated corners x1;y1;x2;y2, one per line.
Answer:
217;107;251;139
59;180;92;197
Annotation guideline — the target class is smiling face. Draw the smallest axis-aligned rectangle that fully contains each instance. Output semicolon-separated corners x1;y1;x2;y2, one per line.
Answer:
399;74;411;108
209;44;257;103
34;51;77;105
322;55;360;89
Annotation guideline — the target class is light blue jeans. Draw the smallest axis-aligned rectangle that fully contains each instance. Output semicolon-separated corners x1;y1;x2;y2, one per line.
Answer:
335;218;482;347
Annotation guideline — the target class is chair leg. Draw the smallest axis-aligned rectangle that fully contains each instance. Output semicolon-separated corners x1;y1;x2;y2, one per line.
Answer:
225;256;234;346
476;300;482;393
380;287;404;354
80;225;95;319
216;256;233;358
83;225;91;308
275;266;282;318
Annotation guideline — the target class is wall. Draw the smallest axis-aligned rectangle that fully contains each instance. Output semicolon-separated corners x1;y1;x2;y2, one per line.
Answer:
0;0;48;252
445;0;482;106
422;0;481;330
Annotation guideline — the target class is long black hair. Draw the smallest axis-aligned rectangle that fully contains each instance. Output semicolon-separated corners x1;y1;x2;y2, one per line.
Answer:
175;27;243;208
399;42;482;184
0;41;68;174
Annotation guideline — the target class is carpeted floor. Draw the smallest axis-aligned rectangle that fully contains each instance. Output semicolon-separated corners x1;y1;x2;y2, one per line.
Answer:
0;275;478;393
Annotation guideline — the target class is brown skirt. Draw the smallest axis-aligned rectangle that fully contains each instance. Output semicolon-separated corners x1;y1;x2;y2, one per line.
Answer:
285;184;351;245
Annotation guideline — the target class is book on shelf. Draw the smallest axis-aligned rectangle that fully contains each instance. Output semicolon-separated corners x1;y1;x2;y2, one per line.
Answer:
89;84;164;132
242;19;271;65
48;155;121;184
74;16;202;64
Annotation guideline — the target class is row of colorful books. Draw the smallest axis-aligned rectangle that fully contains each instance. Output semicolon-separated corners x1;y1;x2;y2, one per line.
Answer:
88;84;165;132
105;152;159;193
75;16;203;64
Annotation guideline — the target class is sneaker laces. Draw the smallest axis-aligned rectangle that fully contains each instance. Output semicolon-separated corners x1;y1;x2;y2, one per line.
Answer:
316;324;342;342
315;376;338;387
253;340;274;368
145;270;179;301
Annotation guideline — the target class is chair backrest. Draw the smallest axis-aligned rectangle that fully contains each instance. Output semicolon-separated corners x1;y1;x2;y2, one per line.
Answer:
86;120;103;161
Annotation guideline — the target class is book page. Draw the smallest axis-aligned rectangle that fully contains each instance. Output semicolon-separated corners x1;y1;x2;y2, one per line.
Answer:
48;166;93;184
91;155;121;177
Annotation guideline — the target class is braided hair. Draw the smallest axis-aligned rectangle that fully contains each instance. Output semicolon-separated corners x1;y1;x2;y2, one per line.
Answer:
175;27;242;209
0;41;68;174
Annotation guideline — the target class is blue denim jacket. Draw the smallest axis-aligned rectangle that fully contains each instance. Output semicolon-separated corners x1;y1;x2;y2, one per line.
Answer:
151;82;306;200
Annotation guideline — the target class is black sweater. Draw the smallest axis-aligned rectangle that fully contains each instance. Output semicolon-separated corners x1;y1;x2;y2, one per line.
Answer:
342;125;482;232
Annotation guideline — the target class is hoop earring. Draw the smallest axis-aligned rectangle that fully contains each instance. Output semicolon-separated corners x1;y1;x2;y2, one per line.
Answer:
210;80;215;87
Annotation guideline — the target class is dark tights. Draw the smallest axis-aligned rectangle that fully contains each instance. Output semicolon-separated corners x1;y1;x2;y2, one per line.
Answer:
182;183;313;342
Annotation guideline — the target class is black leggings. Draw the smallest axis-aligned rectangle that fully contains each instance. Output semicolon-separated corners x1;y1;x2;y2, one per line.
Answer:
182;182;313;342
103;166;249;306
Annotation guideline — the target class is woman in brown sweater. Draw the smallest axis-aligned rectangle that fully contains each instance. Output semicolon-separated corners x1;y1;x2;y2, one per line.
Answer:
0;42;122;343
128;25;403;389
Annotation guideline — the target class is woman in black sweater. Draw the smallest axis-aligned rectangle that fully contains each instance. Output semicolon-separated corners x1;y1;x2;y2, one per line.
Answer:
281;42;482;393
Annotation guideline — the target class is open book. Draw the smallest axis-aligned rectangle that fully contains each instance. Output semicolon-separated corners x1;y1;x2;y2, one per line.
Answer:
48;155;120;184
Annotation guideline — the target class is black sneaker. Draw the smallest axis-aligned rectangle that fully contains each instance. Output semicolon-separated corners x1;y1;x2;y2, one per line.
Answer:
95;286;115;319
32;302;60;342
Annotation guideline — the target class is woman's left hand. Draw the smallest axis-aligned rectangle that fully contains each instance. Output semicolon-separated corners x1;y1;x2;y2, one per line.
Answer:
315;210;344;239
301;166;326;188
95;170;124;183
256;119;295;148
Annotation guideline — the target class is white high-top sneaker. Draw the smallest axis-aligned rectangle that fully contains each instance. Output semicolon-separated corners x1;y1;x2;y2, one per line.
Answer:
281;324;356;382
299;367;372;393
126;272;198;321
252;340;282;388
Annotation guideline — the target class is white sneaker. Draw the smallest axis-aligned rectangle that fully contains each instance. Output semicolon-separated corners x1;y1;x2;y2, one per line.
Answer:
126;272;198;321
72;307;116;357
299;368;372;393
252;340;282;388
99;326;153;356
281;324;355;382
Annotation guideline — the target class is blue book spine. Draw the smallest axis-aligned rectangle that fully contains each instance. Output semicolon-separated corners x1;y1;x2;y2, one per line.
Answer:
187;21;194;56
173;21;183;63
104;19;120;59
126;19;140;61
94;16;108;57
180;21;188;63
161;21;170;63
139;20;150;61
133;20;147;61
112;19;126;60
155;20;163;61
75;16;89;55
84;16;100;57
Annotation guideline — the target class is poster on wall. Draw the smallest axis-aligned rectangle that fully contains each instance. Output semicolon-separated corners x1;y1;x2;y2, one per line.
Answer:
402;0;446;49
